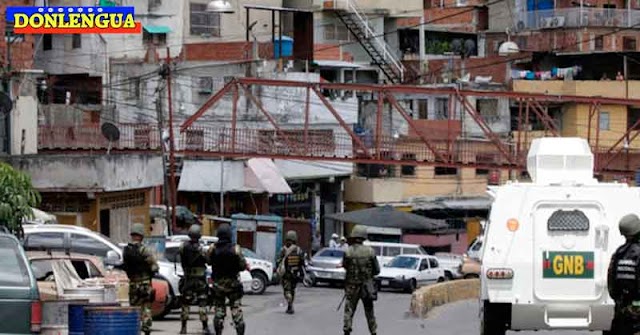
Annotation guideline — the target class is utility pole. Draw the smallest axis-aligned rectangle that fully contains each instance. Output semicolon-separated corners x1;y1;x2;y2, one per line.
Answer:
155;86;172;236
160;47;178;234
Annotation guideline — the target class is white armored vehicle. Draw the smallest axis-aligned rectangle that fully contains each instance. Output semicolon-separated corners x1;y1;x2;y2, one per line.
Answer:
480;137;639;334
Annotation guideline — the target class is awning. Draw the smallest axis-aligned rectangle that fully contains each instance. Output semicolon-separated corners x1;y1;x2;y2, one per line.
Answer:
273;160;353;180
314;60;363;68
411;196;494;211
327;205;447;231
143;25;172;34
178;159;292;194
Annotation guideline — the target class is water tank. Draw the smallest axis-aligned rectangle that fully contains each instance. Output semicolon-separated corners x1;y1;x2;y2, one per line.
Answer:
274;36;294;59
526;137;597;185
83;307;140;335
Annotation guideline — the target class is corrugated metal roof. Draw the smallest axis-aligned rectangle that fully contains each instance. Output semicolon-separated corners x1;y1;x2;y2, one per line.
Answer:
178;159;292;194
273;160;353;180
411;196;493;211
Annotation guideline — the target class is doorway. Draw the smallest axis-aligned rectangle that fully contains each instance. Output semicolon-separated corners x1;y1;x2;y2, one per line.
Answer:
99;209;110;237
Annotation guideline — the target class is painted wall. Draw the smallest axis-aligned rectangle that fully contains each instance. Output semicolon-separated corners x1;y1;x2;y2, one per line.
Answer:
403;232;468;254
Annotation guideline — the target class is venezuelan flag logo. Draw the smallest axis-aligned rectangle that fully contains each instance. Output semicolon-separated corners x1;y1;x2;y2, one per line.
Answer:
5;6;142;34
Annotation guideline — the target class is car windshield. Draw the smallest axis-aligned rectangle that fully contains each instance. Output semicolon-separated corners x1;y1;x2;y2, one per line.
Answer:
387;256;419;269
0;238;31;287
316;249;345;258
164;247;179;263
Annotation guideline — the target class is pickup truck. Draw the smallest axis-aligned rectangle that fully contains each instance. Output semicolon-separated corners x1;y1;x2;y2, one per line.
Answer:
434;252;464;280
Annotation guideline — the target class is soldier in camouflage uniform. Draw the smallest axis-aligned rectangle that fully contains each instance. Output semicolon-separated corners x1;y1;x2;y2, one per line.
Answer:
276;230;305;314
342;225;380;335
179;224;210;334
608;214;640;335
207;224;248;335
122;223;159;335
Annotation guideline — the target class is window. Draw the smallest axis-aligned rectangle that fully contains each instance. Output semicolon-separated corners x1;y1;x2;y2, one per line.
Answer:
548;209;590;231
402;247;420;255
143;31;167;45
599;111;610;131
435;167;457;176
72;34;81;49
428;257;439;268
317;249;345;258
128;78;141;100
70;234;113;258
383;246;401;257
624;37;637;51
477;98;499;123
24;232;65;251
371;246;382;256
190;3;221;36
43;34;52;51
628;109;640;130
71;260;101;280
0;238;31;287
419;259;429;271
401;153;416;176
595;35;604;51
435;98;449;120
323;22;351;42
476;169;489;176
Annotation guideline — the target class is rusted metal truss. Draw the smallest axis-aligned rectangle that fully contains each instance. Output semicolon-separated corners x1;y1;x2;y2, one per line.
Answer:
38;77;640;178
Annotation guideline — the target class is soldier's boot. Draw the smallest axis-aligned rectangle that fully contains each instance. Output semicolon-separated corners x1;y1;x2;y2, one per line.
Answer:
202;321;211;335
286;303;294;314
235;322;245;335
179;321;187;334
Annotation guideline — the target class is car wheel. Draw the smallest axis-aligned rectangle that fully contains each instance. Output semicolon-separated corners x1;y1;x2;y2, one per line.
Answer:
250;270;268;295
405;279;417;293
444;271;454;281
437;277;445;283
464;273;480;279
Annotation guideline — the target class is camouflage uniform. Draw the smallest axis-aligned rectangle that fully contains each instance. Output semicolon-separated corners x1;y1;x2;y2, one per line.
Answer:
123;223;159;335
207;224;247;335
277;230;305;314
343;225;380;335
608;214;640;335
179;225;210;334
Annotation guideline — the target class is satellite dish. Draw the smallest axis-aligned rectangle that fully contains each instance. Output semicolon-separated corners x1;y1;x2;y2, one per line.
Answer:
464;39;476;58
0;92;12;115
101;122;120;154
451;39;463;55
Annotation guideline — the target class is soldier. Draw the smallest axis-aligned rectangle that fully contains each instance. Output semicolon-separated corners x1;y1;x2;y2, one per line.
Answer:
342;225;379;335
207;223;247;335
608;213;640;335
276;230;305;314
122;223;159;335
179;224;210;334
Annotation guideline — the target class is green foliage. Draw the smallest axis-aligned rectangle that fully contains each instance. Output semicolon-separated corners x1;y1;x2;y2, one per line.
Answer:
0;162;40;234
425;40;452;55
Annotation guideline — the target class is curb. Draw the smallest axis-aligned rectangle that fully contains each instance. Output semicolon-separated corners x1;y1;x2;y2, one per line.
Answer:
409;279;480;318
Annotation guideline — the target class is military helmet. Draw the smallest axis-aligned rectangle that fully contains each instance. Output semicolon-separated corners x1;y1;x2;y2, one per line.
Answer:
188;224;202;239
130;223;145;237
285;230;298;243
350;225;368;240
619;214;640;237
216;223;232;241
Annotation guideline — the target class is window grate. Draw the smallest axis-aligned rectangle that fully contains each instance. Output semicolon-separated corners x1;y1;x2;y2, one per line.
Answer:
548;210;590;231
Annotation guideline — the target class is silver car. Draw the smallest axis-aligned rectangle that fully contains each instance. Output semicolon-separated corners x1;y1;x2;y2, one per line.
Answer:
306;248;346;285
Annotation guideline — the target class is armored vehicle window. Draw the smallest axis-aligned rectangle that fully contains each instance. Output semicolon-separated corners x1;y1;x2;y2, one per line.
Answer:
383;246;401;257
548;210;590;231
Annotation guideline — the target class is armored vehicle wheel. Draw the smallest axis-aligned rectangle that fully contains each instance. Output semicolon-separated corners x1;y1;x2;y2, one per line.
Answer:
481;300;507;335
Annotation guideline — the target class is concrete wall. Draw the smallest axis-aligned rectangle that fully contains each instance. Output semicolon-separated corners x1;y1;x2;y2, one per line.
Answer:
410;279;480;318
12;154;163;192
344;178;405;203
403;167;488;198
513;80;640;99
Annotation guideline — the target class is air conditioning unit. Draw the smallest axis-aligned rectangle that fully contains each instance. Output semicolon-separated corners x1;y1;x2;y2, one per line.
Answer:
197;77;214;95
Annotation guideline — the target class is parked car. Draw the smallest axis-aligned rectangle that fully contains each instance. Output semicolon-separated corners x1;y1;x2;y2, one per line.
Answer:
434;252;464;280
375;254;446;293
363;241;428;267
460;255;481;279
21;224;182;318
0;233;41;334
26;251;169;318
466;236;483;260
306;248;346;286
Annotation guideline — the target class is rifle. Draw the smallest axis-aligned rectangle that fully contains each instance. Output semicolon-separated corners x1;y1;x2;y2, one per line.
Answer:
336;293;347;311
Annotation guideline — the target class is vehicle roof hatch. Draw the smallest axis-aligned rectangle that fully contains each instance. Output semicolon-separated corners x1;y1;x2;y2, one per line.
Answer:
526;137;597;185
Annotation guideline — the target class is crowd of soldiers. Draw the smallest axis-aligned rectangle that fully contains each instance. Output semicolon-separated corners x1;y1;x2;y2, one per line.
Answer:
120;222;380;335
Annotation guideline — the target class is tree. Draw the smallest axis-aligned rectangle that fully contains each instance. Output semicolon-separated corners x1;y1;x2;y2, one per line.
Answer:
0;162;40;236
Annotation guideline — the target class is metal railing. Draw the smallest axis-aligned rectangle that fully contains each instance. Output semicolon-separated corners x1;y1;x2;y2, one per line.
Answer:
324;0;406;81
516;8;640;30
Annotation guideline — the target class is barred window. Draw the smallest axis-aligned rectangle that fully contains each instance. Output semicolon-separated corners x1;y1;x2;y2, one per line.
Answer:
548;209;590;231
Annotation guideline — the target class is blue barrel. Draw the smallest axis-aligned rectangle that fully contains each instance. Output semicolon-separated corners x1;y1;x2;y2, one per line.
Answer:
83;307;140;335
274;36;294;58
69;302;119;335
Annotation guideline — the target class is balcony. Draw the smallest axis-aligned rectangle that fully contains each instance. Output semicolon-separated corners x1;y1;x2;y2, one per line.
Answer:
512;80;640;99
516;8;640;29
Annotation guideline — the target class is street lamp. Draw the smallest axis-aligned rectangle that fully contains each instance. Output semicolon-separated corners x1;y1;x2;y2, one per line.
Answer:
206;0;235;13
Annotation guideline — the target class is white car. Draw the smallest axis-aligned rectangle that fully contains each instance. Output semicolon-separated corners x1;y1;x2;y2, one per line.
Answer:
375;254;446;293
434;252;464;280
481;138;633;334
22;224;182;318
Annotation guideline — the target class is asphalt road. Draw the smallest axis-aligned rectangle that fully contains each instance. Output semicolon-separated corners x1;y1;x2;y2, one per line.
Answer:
152;285;597;335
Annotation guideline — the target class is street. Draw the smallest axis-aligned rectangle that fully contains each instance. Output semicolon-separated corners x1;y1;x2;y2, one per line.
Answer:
152;285;596;335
